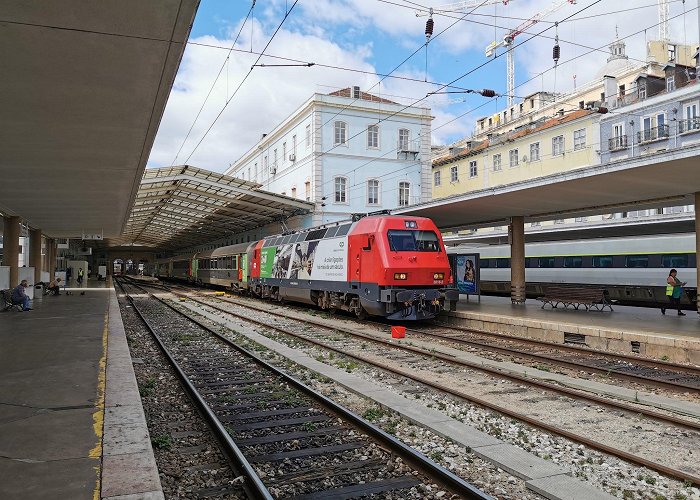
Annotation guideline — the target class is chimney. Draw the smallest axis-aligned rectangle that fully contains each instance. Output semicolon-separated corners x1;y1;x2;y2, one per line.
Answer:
352;86;361;99
603;75;616;104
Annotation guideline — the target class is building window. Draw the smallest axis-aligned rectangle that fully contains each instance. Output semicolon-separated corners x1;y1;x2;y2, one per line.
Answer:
641;113;667;142
573;128;586;150
273;148;278;171
638;83;646;100
334;121;347;145
509;149;519;168
469;160;477;178
292;135;297;158
367;124;379;148
530;142;540;161
530;98;535;109
618;84;625;97
282;142;287;163
398;129;410;151
668;44;676;61
434;170;441;186
398;181;410;207
254;162;259;180
367;179;379;205
450;166;458;182
493;154;502;171
334;176;347;203
666;76;675;93
305;124;311;148
305;180;311;201
552;135;564;155
247;167;251;180
262;156;268;174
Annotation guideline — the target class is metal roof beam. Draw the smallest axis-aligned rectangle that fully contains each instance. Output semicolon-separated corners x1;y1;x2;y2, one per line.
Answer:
139;173;312;210
136;188;280;221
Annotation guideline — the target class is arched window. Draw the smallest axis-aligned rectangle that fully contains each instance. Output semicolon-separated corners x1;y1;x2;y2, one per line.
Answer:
334;176;348;203
334;121;347;145
398;181;410;207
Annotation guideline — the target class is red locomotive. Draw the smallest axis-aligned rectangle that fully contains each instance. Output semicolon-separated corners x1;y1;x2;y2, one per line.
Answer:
157;215;458;320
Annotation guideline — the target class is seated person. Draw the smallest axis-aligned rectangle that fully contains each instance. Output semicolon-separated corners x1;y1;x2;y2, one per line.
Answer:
11;280;32;311
48;277;62;295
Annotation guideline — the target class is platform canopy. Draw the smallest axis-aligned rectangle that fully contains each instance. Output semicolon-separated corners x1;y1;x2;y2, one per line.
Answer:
114;166;314;250
395;144;700;232
0;0;199;238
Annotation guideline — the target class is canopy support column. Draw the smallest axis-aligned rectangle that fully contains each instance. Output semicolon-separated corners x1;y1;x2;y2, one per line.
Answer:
510;216;526;304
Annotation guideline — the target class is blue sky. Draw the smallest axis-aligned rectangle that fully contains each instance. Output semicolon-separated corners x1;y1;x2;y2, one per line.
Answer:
147;0;697;172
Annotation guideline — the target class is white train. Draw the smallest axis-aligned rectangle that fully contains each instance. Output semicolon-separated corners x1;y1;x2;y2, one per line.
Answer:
447;233;698;307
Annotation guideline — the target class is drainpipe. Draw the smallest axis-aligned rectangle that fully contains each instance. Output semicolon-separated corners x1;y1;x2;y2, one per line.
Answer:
629;120;635;157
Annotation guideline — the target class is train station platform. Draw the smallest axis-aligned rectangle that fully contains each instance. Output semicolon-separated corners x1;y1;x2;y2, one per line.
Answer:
444;295;700;364
0;280;161;499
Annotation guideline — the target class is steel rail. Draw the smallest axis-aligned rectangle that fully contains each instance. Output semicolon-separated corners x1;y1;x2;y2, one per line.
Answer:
121;278;492;499
431;320;700;377
182;292;700;429
115;279;274;500
385;324;700;392
165;290;700;486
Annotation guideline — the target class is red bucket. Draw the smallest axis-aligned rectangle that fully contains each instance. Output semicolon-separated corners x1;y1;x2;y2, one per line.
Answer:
391;326;406;339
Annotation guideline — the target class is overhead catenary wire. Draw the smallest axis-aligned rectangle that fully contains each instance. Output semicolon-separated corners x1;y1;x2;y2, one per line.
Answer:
182;0;301;165
264;1;691;200
171;1;257;166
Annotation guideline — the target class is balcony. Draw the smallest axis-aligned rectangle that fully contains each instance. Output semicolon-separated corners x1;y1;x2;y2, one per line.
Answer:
608;135;628;151
637;124;669;143
679;117;700;134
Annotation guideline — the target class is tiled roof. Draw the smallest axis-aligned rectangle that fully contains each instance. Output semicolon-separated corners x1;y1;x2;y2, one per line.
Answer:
432;140;490;167
433;109;594;167
328;88;398;104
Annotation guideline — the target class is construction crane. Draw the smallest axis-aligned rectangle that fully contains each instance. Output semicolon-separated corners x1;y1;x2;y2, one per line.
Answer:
658;0;669;41
415;0;513;17
485;0;575;108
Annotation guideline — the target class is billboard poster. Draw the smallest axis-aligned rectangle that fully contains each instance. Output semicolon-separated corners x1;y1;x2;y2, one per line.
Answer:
452;254;480;294
260;237;349;281
310;237;348;281
289;240;319;280
259;246;276;278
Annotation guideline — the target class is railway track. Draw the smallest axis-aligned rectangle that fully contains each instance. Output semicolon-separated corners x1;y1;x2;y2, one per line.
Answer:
116;278;489;499
145;282;700;487
424;322;700;392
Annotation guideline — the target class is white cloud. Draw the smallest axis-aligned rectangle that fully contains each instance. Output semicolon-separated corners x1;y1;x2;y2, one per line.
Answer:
148;0;699;170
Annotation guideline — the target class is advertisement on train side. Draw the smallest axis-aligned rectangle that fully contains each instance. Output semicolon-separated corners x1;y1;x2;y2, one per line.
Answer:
260;237;348;281
450;254;480;294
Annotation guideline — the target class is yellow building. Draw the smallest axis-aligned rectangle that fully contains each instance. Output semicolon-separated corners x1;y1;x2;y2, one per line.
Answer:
433;110;599;199
433;39;697;163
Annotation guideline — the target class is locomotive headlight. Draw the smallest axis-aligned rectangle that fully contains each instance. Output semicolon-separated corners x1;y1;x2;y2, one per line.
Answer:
433;273;444;280
394;273;408;280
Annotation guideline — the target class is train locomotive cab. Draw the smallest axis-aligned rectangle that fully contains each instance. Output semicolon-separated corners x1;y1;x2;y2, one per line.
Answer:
349;216;458;320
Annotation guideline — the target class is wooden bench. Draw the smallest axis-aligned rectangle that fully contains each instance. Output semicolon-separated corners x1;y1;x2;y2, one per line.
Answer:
537;286;613;312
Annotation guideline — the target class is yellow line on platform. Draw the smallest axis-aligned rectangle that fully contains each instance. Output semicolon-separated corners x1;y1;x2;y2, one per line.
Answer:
90;305;109;500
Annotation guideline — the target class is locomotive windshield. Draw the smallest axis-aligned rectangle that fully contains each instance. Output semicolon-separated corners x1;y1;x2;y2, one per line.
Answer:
387;230;441;252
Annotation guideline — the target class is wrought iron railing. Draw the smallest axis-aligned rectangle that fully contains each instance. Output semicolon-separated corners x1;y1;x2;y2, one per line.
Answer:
637;124;669;143
608;135;628;151
679;117;700;133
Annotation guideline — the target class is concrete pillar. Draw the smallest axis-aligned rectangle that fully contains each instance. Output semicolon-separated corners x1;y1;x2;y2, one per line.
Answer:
30;228;42;284
696;192;700;314
3;216;21;287
46;238;55;275
510;216;526;304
